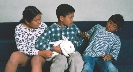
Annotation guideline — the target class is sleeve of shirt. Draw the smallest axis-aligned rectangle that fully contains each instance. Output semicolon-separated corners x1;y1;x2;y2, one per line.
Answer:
86;24;98;37
71;24;84;48
35;28;53;50
109;37;121;60
15;27;39;56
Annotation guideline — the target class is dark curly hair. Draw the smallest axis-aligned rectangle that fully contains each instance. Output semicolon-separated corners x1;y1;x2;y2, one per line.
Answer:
109;14;124;29
56;4;75;20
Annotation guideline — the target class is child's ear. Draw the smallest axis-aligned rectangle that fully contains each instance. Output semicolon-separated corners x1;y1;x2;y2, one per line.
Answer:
60;16;64;21
25;20;30;24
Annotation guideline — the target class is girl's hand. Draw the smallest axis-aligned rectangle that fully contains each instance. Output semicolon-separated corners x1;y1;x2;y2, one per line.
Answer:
38;50;53;58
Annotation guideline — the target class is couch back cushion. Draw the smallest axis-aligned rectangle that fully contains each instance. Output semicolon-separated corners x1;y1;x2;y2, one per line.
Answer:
0;22;19;62
0;22;19;40
0;21;133;63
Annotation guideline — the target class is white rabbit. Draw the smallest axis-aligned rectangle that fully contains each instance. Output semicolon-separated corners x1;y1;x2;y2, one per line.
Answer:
46;36;75;61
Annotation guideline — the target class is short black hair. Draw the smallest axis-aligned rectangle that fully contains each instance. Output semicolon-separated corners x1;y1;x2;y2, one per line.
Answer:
109;14;124;29
56;4;75;20
20;6;42;23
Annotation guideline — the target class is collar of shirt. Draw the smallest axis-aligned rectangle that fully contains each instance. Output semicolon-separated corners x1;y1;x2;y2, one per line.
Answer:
54;23;68;29
103;27;114;35
21;23;39;32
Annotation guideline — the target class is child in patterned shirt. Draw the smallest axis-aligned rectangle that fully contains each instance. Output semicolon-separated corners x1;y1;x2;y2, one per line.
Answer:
79;14;124;72
35;4;84;72
5;6;49;72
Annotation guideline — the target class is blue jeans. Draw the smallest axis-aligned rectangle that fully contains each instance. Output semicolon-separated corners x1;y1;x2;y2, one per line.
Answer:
82;55;118;72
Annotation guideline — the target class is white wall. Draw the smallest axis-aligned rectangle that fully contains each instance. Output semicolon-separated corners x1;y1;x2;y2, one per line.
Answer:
0;0;133;22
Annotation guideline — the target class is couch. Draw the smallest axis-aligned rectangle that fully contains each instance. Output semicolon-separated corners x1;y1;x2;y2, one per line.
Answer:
0;21;133;72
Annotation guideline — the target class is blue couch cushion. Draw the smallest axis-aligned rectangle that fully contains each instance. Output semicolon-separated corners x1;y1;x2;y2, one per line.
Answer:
114;39;133;65
0;22;19;40
0;21;133;72
0;40;17;62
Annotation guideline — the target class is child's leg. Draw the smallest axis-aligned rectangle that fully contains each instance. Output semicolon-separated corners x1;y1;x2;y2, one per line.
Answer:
50;54;68;72
96;58;118;72
4;51;29;72
31;55;46;72
82;55;97;72
68;51;84;72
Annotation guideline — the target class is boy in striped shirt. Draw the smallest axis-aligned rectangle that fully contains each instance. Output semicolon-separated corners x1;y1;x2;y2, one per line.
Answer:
79;14;124;72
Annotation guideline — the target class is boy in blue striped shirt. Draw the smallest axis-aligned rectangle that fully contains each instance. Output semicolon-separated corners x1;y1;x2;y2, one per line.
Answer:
35;4;84;72
79;14;124;72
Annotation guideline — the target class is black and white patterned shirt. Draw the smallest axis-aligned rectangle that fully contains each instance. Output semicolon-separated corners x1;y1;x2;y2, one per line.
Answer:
15;22;47;56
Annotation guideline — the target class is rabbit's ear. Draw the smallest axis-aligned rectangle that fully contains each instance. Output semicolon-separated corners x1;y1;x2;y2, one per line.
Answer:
61;47;69;57
62;35;68;41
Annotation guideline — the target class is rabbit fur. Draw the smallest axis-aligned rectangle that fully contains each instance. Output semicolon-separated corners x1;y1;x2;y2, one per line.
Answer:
46;36;75;61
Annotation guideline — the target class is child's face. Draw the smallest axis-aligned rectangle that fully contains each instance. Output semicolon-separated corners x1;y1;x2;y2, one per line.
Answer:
27;14;41;29
61;12;74;27
106;20;118;32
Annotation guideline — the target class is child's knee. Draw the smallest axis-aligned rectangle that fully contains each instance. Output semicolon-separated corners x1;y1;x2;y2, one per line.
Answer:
108;65;118;72
53;54;67;61
51;55;68;70
9;52;23;62
52;54;67;65
31;55;45;65
105;64;118;72
82;64;93;72
69;52;83;64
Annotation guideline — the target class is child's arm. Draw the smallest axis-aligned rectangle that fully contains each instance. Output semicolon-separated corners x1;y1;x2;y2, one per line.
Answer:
71;24;84;48
35;28;53;50
75;24;100;47
35;27;62;54
78;24;98;40
104;37;121;61
109;38;121;60
85;24;97;37
38;50;53;58
53;45;62;54
78;32;89;40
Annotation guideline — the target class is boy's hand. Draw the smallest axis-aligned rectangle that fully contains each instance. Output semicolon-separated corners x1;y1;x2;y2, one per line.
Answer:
78;32;89;39
103;54;113;61
38;50;53;58
53;45;62;54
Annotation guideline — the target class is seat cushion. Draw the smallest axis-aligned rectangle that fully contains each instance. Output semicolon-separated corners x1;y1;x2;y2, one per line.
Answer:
0;40;17;62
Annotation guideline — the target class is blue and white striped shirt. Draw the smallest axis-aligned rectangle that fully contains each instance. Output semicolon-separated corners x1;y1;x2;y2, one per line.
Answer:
83;24;121;60
35;23;83;50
